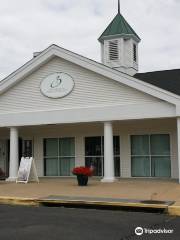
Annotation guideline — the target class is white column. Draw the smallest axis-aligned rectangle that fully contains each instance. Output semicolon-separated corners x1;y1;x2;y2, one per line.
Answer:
101;122;115;182
6;127;19;181
177;118;180;183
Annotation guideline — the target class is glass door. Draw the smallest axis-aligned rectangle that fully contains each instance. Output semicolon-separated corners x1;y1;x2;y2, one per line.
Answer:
0;140;7;178
85;136;120;177
44;138;59;176
59;138;75;176
22;140;33;157
85;137;103;176
131;135;150;177
150;135;171;177
113;136;120;177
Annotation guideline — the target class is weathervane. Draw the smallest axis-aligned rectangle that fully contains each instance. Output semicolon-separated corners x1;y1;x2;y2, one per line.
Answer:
118;0;120;14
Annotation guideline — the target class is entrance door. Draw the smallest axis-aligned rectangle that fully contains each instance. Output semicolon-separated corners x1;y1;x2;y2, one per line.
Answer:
85;136;120;177
0;140;7;178
85;137;103;176
22;140;33;157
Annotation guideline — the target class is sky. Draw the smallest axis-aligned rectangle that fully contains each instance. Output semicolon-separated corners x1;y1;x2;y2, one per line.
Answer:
0;0;180;80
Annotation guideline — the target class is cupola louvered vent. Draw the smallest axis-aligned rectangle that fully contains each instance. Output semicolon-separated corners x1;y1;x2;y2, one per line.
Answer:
133;44;137;62
109;40;119;61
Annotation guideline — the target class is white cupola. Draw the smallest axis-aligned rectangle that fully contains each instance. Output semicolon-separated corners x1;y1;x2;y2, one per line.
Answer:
98;1;141;76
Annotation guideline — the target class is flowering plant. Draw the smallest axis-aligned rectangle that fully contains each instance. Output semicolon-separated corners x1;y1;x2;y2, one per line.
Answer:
72;166;94;177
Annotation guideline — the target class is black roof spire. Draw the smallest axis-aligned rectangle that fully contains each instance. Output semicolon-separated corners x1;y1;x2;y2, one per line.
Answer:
98;0;141;43
118;0;120;14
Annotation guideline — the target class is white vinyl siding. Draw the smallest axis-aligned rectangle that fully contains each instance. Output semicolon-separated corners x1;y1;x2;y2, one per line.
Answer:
124;39;132;67
0;57;161;114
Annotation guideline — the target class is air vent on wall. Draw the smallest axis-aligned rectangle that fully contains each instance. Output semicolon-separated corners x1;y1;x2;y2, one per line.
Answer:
109;40;119;61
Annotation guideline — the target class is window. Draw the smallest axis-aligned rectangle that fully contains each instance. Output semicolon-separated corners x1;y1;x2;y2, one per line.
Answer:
44;138;75;176
109;40;119;60
133;44;137;62
85;136;120;177
131;134;171;177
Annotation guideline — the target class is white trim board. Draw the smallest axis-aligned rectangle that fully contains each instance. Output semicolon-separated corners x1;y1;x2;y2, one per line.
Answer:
0;44;180;106
0;102;176;127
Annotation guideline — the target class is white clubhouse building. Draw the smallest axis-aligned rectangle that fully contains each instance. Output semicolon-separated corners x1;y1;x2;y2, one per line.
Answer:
0;8;180;183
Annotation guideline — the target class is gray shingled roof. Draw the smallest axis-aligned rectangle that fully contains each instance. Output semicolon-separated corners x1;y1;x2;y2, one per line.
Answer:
135;69;180;96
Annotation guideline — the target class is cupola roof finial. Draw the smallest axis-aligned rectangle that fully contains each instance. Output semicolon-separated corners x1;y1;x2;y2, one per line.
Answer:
118;0;120;14
98;0;141;43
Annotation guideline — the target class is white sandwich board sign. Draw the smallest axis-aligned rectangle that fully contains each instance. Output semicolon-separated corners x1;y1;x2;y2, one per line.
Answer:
16;157;39;183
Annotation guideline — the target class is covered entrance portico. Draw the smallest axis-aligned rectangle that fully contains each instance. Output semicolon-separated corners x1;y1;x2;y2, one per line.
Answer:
0;45;180;184
0;117;179;183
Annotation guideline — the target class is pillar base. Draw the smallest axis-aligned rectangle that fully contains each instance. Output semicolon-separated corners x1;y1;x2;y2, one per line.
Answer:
101;177;117;183
6;177;17;182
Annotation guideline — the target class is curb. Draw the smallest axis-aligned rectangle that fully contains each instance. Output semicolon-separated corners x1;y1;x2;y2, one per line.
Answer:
0;196;180;216
36;196;174;212
168;205;180;216
37;199;168;210
0;197;39;206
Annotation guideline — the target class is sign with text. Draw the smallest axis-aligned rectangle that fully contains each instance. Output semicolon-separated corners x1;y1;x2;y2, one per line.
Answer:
16;157;39;184
40;72;74;98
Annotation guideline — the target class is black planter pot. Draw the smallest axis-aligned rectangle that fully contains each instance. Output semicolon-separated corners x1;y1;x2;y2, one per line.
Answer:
77;175;88;186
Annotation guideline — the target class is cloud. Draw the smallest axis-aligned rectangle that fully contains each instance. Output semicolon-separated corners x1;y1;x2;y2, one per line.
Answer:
0;0;180;80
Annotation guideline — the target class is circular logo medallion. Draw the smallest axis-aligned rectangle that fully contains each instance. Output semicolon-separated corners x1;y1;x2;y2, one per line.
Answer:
40;72;74;98
135;227;143;236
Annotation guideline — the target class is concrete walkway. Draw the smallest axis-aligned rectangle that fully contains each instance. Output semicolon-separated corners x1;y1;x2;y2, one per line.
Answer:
0;178;179;200
0;178;180;215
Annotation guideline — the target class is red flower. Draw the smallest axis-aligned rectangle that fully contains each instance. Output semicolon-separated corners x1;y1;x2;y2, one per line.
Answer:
72;166;94;177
